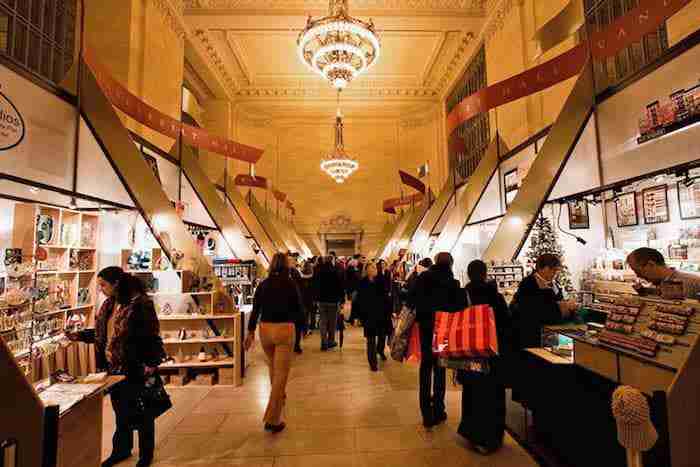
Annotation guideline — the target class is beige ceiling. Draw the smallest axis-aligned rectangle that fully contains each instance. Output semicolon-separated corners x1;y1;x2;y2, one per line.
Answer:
183;0;487;118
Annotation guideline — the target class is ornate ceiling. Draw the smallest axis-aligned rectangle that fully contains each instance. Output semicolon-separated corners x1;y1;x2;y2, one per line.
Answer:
182;0;487;118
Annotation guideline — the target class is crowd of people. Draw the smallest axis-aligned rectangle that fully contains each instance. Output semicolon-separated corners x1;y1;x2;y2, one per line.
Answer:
73;245;694;466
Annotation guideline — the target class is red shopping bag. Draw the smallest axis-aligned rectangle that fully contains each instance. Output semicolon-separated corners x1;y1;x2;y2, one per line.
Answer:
433;305;499;358
406;324;422;363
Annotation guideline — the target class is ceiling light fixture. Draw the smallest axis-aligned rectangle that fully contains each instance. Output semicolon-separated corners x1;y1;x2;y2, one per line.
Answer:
321;91;358;183
297;0;380;90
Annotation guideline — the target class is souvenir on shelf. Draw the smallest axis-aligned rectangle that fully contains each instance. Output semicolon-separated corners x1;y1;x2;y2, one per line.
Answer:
81;221;96;247
128;250;152;271
77;288;90;306
36;215;54;245
60;223;78;247
4;248;22;267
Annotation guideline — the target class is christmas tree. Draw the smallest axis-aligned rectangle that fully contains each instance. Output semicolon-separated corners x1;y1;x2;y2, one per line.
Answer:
525;215;575;292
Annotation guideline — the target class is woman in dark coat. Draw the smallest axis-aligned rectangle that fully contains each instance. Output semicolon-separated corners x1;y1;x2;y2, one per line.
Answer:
356;262;391;371
69;267;165;467
457;260;511;454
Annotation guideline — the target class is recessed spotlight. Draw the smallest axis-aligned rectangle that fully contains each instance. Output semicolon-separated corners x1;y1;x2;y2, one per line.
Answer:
28;187;40;194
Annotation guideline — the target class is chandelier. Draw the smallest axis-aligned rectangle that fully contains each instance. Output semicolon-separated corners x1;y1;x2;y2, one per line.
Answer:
321;97;358;183
297;0;380;90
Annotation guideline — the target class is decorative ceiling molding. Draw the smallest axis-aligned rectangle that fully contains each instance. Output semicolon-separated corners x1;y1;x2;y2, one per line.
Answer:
399;108;439;129
483;0;526;43
183;60;217;102
150;0;187;39
184;0;487;16
235;86;438;99
192;29;240;98
431;31;476;93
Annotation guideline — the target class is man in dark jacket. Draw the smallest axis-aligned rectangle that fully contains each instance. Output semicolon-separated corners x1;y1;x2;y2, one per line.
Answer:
407;252;466;428
314;257;345;350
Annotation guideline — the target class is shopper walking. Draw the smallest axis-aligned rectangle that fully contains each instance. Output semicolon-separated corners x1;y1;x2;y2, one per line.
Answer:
313;256;345;351
408;252;466;428
457;260;511;454
245;252;304;434
68;267;166;467
356;262;391;371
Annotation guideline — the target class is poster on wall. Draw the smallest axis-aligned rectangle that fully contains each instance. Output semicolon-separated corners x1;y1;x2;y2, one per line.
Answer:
678;180;700;220
615;193;638;227
567;200;590;229
504;169;519;207
642;185;670;224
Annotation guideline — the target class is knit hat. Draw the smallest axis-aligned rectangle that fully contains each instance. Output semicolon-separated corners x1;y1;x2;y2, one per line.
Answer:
611;386;658;452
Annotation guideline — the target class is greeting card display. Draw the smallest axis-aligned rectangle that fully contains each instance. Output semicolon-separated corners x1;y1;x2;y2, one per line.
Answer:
642;185;670;225
615;193;638;227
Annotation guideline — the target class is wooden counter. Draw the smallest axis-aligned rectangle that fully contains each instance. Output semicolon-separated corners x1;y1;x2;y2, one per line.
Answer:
37;376;124;467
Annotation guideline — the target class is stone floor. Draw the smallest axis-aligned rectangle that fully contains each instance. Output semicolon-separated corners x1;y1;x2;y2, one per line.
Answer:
102;327;539;467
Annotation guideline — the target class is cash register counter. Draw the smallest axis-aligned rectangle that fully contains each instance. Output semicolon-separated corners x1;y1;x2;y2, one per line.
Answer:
509;323;673;467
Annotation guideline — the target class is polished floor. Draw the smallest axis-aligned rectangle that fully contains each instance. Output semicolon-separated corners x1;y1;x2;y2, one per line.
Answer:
102;327;539;467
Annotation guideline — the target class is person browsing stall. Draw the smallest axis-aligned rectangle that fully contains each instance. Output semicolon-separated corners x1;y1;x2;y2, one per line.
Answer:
627;247;700;300
510;254;578;350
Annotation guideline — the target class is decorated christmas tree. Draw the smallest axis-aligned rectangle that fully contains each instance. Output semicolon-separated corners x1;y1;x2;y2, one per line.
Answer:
525;215;575;293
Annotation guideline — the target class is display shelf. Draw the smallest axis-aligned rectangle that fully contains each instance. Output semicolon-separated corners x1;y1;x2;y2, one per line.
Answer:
163;337;235;345
158;314;237;321
160;358;234;369
37;270;78;275
127;269;184;274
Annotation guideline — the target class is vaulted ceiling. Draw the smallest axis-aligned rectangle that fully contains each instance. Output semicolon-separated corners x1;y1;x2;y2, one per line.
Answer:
183;0;487;119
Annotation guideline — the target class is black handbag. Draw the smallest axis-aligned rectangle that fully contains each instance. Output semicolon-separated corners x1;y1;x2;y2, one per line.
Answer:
130;373;172;426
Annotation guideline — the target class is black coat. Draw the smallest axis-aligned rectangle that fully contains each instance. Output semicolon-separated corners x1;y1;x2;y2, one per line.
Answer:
407;265;466;325
78;295;164;382
356;277;391;337
249;272;304;331
313;264;345;304
510;274;564;350
464;281;512;354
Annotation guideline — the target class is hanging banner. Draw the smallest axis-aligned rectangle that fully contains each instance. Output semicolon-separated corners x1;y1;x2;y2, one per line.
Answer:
234;174;268;189
383;193;424;214
285;199;296;215
399;170;426;194
82;47;264;164
446;0;692;135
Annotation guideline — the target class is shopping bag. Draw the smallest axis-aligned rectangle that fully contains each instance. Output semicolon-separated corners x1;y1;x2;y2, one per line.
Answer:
433;305;499;359
405;324;421;363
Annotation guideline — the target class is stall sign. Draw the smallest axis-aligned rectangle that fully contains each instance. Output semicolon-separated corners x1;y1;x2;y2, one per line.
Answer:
0;87;25;150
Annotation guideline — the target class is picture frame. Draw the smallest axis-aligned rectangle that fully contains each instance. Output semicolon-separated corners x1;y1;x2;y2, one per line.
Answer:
677;179;700;220
504;169;519;207
642;185;670;224
615;192;639;227
567;200;590;230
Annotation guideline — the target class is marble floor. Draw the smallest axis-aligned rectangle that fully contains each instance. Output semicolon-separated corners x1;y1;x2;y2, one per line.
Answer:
101;327;539;467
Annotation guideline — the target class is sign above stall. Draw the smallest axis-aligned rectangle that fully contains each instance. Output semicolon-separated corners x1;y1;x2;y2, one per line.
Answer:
0;87;25;151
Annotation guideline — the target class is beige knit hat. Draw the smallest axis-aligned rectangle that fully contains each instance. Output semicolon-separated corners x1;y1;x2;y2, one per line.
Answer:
611;386;658;452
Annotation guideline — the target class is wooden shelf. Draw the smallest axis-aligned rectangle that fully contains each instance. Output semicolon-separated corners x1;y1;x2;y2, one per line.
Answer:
37;270;78;275
127;270;184;274
163;337;235;345
42;245;96;250
158;314;237;321
160;358;234;369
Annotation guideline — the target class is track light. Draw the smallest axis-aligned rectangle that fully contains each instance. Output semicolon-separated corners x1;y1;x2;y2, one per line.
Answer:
68;197;78;210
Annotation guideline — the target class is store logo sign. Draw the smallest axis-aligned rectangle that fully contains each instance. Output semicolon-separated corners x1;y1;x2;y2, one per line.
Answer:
0;87;25;151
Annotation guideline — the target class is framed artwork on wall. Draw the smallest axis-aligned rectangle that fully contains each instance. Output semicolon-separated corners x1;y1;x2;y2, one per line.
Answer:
615;192;638;227
504;169;519;207
567;200;590;229
642;185;670;224
677;179;700;220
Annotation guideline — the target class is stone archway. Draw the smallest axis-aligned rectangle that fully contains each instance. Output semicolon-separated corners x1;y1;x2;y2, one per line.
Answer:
318;214;364;256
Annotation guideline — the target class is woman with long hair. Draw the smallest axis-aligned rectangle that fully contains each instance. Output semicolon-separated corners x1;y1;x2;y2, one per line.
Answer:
245;252;304;433
69;267;165;467
355;262;391;371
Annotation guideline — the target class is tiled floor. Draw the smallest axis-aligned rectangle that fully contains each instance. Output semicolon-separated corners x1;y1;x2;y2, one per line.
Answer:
102;327;538;467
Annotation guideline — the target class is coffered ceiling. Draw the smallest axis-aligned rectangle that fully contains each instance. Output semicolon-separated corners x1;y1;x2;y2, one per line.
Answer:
183;0;487;118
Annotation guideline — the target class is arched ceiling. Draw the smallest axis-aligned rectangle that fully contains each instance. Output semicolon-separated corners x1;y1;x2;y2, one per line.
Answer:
183;0;487;119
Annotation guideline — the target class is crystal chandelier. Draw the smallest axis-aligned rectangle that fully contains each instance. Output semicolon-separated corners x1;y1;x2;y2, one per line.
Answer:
297;0;380;90
321;95;358;183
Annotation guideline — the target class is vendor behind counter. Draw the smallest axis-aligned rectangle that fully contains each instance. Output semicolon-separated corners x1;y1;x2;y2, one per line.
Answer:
627;247;700;300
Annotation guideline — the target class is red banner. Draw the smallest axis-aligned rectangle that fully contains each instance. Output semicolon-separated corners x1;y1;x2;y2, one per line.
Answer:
234;174;268;189
83;48;264;164
446;0;692;136
399;170;426;194
382;193;424;214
